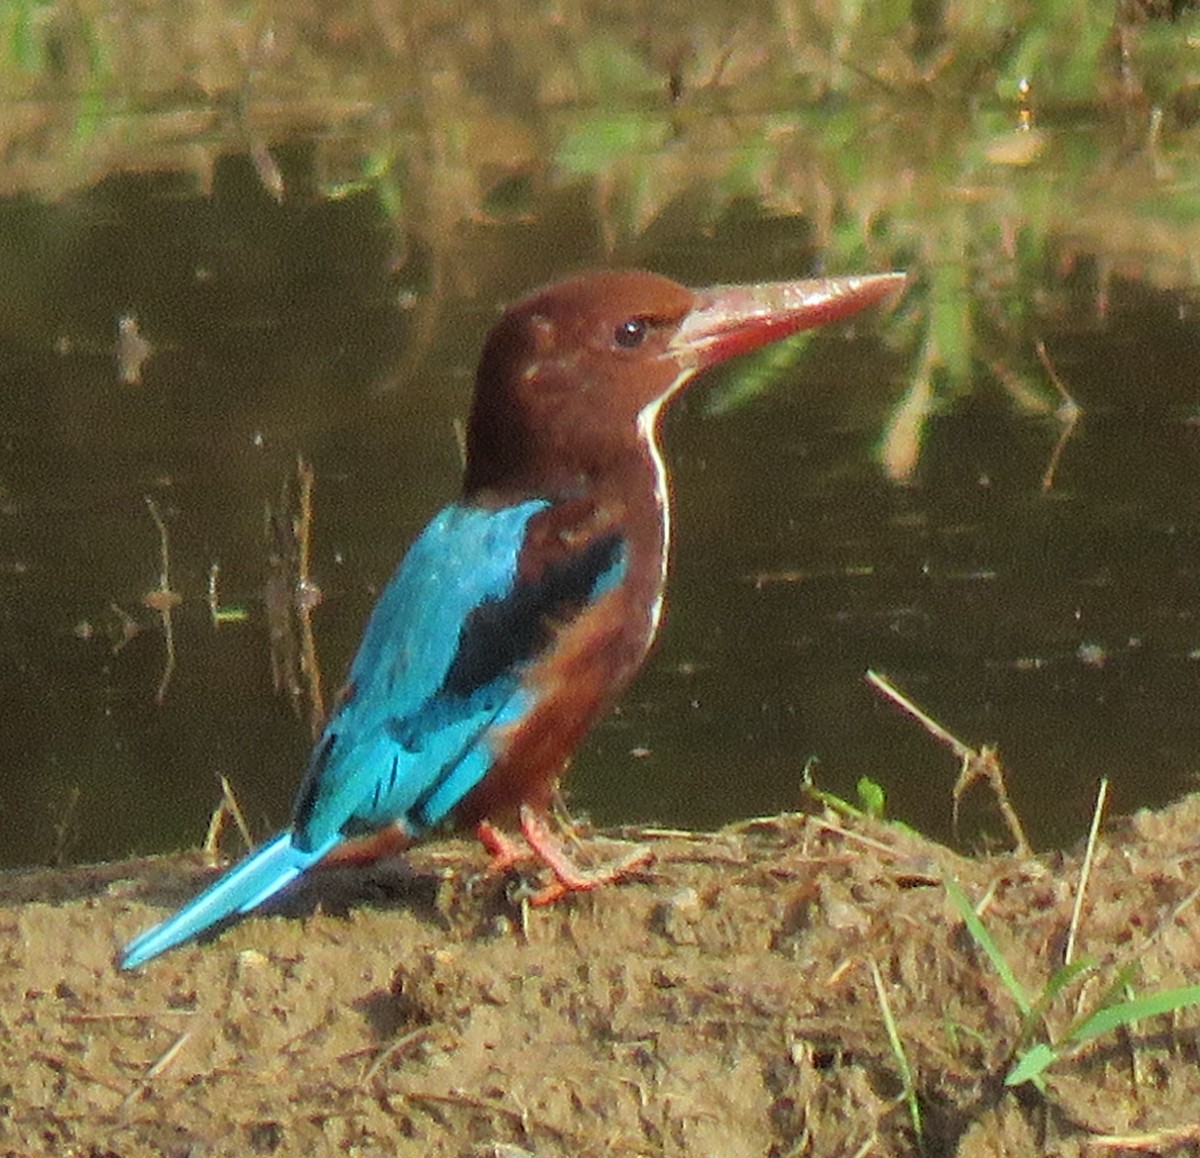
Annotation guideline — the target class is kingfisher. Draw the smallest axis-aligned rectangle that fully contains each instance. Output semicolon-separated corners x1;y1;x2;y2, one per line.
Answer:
120;267;904;969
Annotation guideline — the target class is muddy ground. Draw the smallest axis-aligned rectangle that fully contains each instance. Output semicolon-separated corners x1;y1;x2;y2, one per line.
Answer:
3;795;1200;1158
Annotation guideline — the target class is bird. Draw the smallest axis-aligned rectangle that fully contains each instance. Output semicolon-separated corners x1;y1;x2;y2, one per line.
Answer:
119;266;905;969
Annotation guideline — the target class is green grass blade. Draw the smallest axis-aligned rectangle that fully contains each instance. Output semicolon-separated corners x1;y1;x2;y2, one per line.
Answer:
1005;1041;1055;1087
1068;985;1200;1046
945;878;1032;1017
856;776;887;819
870;958;923;1151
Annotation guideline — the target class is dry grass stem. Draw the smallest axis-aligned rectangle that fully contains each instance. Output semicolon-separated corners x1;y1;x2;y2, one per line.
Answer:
1090;1122;1200;1151
1064;777;1108;967
293;456;326;735
202;775;254;865
360;1026;439;1086
143;496;181;704
865;670;1031;854
1035;339;1083;491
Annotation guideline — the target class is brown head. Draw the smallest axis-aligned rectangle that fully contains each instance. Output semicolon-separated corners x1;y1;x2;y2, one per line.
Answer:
462;268;905;502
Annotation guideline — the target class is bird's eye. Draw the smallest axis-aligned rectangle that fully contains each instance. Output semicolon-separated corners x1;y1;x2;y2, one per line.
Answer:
614;317;648;348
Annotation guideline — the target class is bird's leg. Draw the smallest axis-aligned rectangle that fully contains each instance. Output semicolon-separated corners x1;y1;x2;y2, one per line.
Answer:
475;818;531;874
517;804;651;906
477;809;651;904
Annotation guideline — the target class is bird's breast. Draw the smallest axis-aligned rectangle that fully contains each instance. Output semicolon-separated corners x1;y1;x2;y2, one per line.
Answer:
453;566;660;825
455;439;675;825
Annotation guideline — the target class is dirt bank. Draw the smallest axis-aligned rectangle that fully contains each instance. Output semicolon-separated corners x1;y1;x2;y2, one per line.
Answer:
3;796;1199;1156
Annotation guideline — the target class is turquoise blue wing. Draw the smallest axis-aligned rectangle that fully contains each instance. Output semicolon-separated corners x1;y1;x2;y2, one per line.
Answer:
291;499;548;847
291;499;628;845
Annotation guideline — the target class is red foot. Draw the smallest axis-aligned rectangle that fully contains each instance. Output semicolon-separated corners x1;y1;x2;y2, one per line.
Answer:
476;818;529;874
476;806;651;906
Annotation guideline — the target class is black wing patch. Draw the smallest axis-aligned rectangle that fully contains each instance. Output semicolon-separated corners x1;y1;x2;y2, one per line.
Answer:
439;530;626;700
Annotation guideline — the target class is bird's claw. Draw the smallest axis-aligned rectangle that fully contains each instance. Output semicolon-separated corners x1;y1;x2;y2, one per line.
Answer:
475;807;652;904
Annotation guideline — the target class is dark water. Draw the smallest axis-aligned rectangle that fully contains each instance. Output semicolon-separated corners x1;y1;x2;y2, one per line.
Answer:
4;9;1200;868
4;158;1198;869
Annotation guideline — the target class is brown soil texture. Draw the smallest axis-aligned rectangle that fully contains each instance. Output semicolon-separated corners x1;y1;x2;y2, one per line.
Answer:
4;797;1200;1158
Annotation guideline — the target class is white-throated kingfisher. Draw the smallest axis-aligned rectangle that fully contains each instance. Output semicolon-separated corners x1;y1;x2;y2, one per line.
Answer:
120;267;904;969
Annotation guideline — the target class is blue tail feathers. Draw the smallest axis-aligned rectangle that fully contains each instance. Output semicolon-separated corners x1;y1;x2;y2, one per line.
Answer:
119;831;335;970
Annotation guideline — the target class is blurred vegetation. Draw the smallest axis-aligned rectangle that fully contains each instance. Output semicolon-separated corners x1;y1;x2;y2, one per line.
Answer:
3;1;1200;475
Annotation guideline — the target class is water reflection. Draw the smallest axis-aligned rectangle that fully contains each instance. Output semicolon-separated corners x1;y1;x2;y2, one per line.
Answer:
4;5;1200;868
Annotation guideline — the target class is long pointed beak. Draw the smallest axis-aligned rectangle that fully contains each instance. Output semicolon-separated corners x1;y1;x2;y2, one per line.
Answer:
674;271;907;370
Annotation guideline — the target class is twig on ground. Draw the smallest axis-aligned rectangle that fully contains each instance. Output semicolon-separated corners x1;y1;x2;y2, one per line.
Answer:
360;1026;438;1086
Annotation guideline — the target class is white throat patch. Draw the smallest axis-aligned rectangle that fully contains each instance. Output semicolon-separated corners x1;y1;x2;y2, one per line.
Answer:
636;365;696;640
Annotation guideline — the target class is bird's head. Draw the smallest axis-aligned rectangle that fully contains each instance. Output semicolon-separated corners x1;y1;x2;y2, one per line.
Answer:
463;268;905;499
